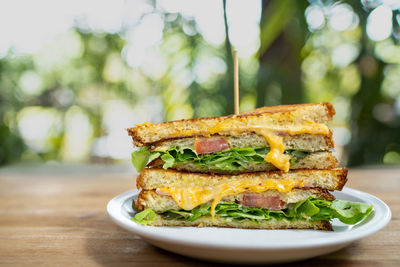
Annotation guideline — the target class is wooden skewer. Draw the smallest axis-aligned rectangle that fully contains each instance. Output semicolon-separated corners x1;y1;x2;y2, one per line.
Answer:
233;50;239;115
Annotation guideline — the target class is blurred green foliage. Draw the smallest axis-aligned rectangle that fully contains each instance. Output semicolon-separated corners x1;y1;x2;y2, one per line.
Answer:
254;0;400;166
0;0;399;166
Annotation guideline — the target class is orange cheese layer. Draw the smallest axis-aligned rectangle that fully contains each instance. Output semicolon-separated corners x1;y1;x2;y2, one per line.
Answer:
159;179;305;220
258;129;290;172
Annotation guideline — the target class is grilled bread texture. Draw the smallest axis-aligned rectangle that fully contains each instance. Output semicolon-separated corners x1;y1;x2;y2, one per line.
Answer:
137;168;348;191
149;151;338;174
136;188;335;212
129;103;335;146
141;215;333;230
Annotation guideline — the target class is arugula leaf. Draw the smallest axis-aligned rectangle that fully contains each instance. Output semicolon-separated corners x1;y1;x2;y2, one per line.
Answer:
132;208;156;225
130;147;161;172
329;200;374;224
189;205;210;221
149;152;161;163
296;198;320;217
131;147;151;172
160;153;175;169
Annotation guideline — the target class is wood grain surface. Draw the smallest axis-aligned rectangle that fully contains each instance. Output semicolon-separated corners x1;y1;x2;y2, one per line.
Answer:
0;167;399;266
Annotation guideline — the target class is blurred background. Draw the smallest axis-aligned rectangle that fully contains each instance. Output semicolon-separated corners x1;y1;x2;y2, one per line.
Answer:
0;0;400;170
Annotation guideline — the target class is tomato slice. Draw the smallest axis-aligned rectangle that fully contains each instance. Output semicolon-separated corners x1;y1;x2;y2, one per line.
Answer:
194;137;229;154
242;194;287;210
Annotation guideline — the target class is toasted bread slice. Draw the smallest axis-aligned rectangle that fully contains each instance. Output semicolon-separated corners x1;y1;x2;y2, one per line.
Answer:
129;103;335;146
143;215;332;230
150;132;334;152
137;168;348;191
149;151;338;174
136;188;335;212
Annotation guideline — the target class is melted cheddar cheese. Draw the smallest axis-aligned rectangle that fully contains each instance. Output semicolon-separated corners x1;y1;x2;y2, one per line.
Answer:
159;179;305;220
258;129;291;172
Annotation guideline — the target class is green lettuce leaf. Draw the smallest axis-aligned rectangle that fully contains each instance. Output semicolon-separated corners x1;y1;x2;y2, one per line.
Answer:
131;147;151;172
149;151;161;163
160;153;175;169
131;208;156;225
329;200;374;224
190;204;211;221
295;198;321;217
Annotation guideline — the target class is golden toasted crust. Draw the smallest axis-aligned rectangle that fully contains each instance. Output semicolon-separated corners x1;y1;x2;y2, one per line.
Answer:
142;215;333;230
148;151;338;173
136;168;348;191
336;168;348;190
136;188;335;211
128;103;335;146
240;102;335;117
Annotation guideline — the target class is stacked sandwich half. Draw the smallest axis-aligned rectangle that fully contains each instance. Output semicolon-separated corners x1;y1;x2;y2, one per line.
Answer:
128;103;372;230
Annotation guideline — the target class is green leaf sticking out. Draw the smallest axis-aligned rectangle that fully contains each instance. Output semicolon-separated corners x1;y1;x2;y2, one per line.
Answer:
131;146;151;172
131;208;156;225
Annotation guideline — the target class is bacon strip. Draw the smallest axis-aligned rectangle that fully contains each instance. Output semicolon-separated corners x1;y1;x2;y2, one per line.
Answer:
242;194;287;210
194;137;229;154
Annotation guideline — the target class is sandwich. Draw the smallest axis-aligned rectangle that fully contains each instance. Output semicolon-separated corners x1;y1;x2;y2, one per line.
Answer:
127;103;373;230
132;168;372;230
129;103;336;174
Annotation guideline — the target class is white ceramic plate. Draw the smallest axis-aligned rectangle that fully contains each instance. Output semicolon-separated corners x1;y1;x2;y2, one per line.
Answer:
107;187;391;264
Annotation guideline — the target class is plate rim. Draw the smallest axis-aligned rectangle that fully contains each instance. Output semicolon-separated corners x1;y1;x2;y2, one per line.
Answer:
107;187;391;250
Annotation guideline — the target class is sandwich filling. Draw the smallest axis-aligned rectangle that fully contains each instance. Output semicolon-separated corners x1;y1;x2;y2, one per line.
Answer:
133;197;373;226
132;145;309;174
158;179;305;219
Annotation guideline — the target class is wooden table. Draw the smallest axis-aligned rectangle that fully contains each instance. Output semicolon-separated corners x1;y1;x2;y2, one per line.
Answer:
0;166;399;266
